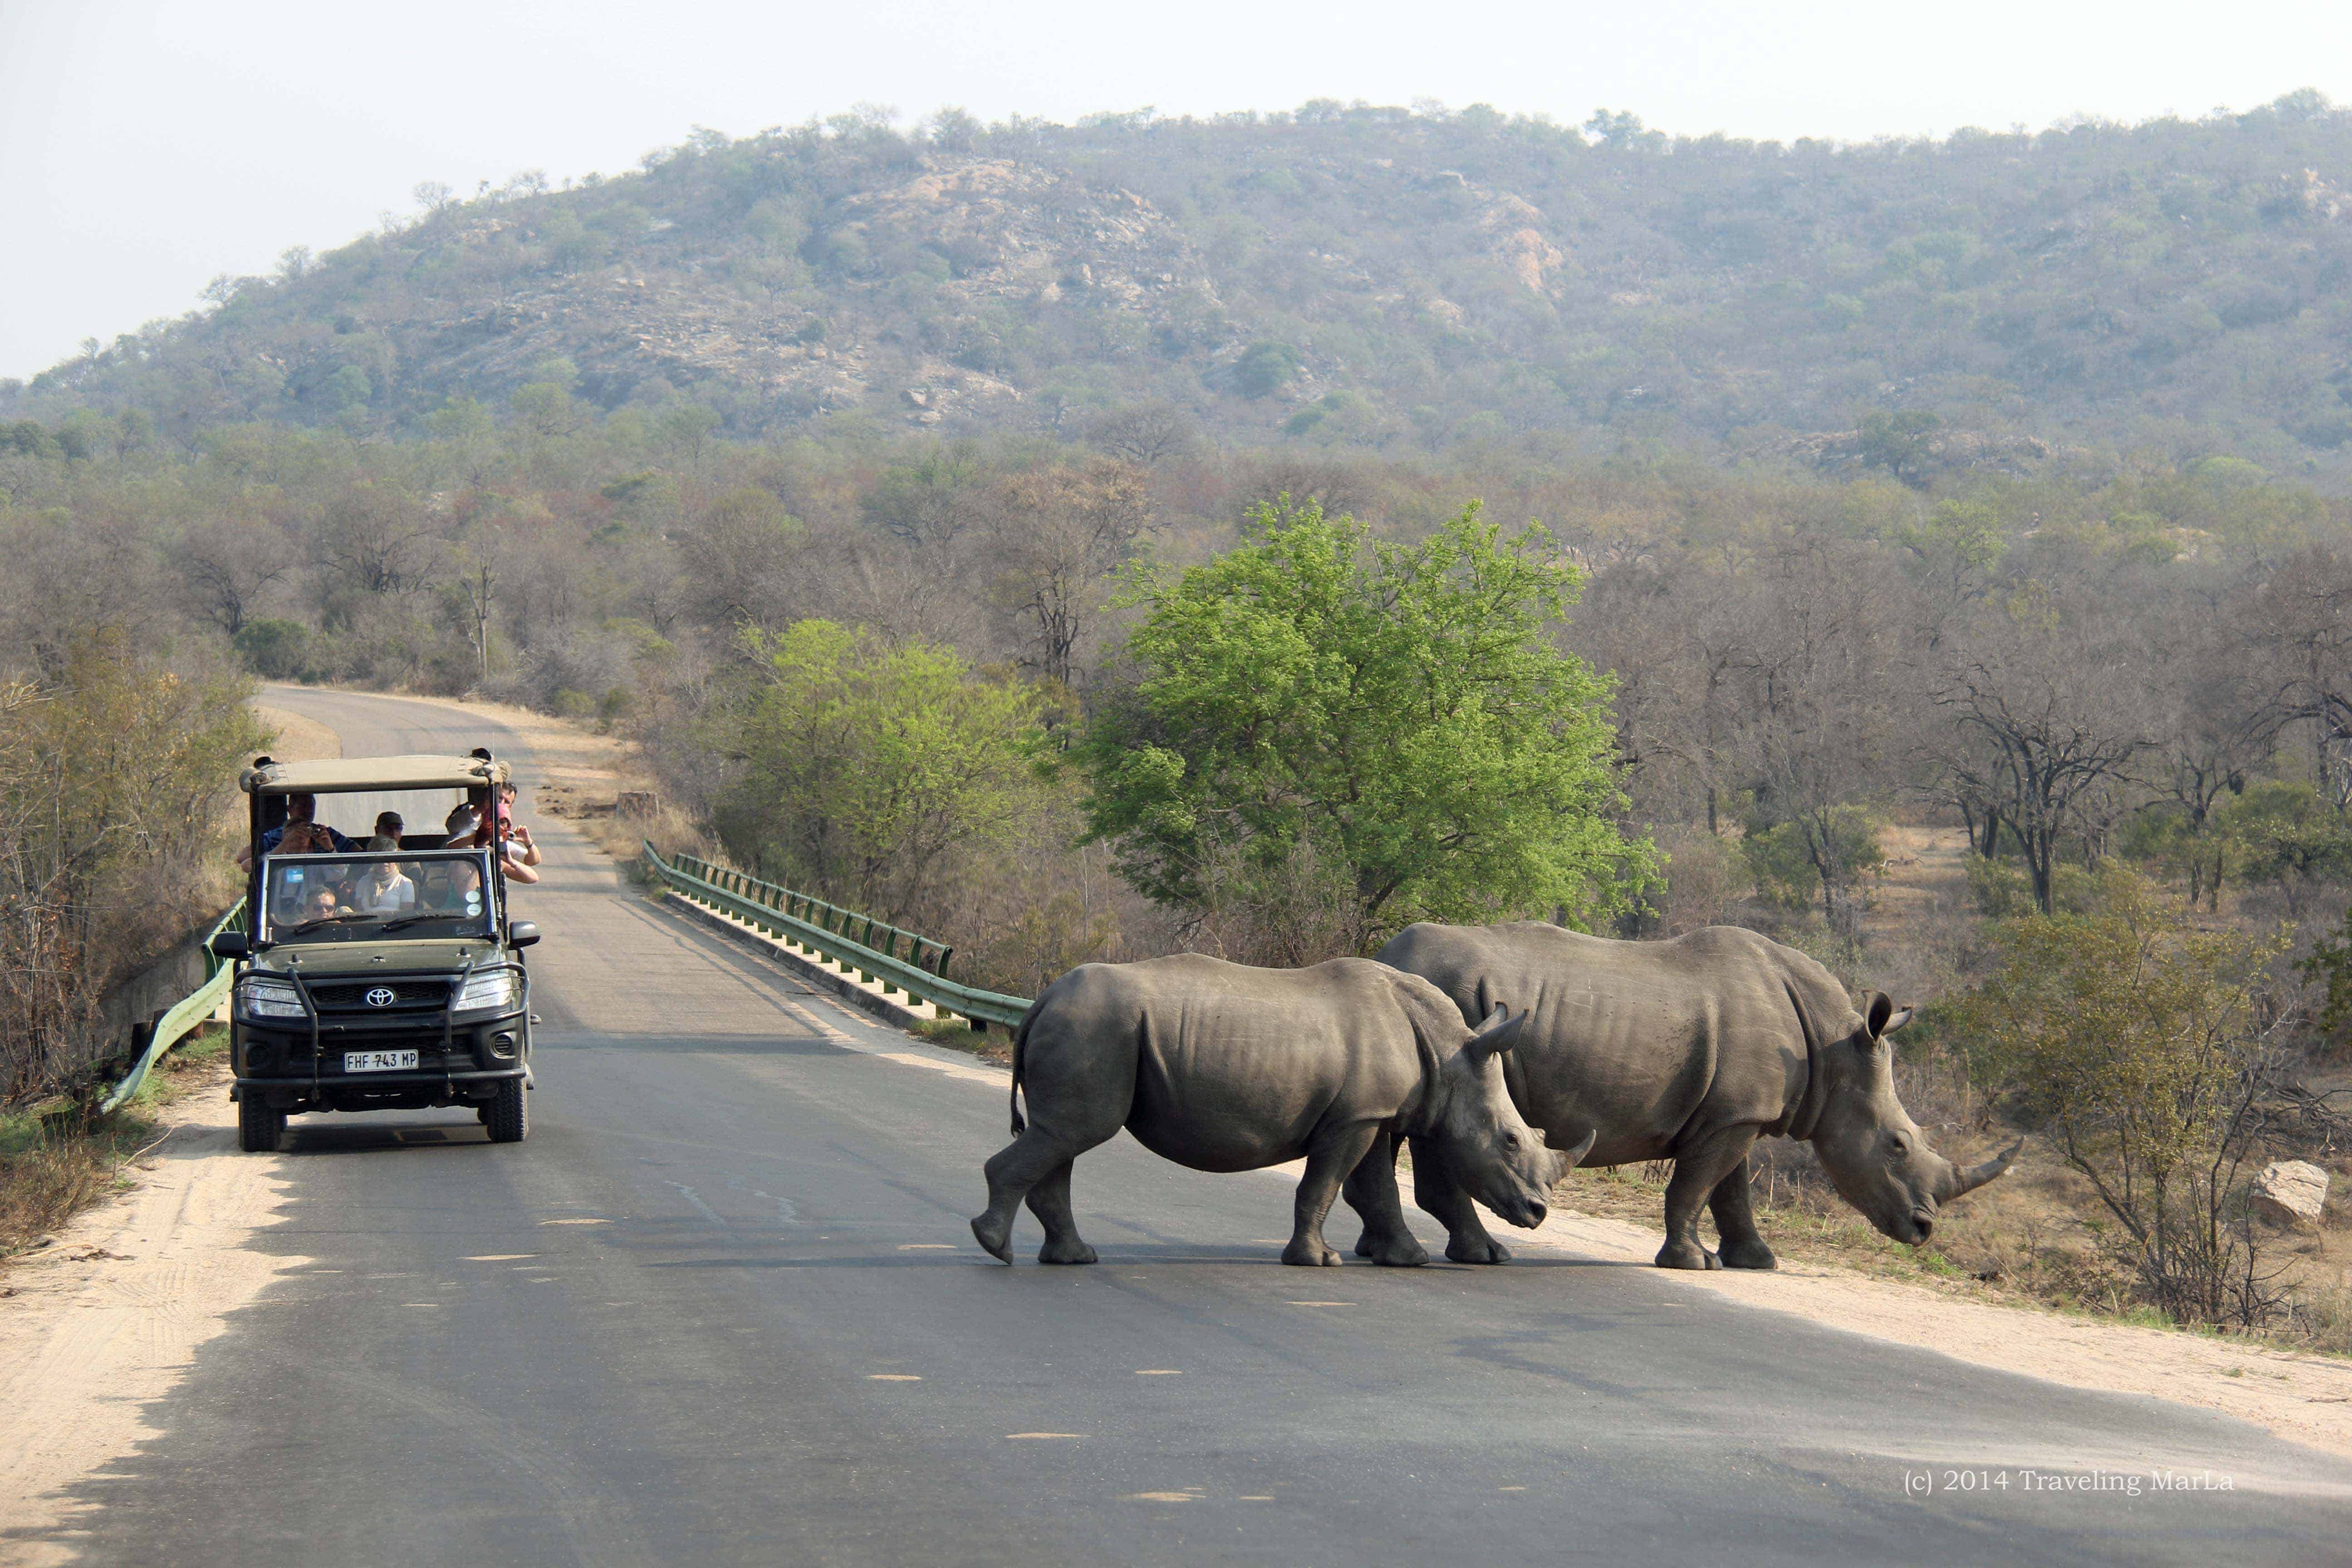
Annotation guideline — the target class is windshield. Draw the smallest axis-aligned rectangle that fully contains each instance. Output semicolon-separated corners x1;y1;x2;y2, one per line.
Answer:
259;849;497;942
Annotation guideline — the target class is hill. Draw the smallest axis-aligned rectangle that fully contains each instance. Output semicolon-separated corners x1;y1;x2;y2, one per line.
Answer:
9;94;2352;482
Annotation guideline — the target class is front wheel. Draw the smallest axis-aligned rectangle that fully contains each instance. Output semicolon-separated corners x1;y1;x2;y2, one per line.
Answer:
485;1078;528;1143
238;1096;285;1153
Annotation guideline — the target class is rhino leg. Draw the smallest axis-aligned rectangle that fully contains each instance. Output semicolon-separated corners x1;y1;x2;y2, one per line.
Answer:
1344;1128;1429;1268
974;1127;1114;1264
1656;1126;1759;1270
1024;1160;1098;1265
1707;1155;1776;1271
1284;1122;1382;1267
1406;1137;1511;1264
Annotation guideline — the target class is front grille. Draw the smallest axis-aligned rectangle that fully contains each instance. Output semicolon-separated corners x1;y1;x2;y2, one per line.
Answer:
306;979;451;1012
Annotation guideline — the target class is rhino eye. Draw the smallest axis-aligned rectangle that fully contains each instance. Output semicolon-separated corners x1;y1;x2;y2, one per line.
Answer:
1503;1132;1520;1150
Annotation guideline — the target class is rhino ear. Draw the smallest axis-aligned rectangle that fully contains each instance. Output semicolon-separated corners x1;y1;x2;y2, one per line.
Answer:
1863;991;1913;1041
1465;1005;1524;1064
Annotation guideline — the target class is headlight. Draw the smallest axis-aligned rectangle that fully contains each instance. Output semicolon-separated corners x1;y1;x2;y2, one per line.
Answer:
453;970;522;1015
236;976;305;1020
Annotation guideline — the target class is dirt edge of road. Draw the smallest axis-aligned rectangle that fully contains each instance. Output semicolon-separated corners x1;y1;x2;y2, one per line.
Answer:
1507;1205;2352;1463
0;1067;305;1564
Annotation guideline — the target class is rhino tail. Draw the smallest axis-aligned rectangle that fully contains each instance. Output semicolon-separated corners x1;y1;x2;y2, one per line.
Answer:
1008;995;1046;1135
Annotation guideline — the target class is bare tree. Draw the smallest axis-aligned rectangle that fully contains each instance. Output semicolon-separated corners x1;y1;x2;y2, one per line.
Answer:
2244;546;2352;808
985;460;1156;694
169;517;293;638
1931;587;2156;913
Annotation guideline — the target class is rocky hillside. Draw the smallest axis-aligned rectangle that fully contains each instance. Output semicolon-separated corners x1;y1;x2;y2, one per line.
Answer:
14;95;2352;480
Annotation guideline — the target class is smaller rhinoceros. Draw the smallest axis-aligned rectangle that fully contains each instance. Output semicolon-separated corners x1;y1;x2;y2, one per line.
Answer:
970;954;1583;1267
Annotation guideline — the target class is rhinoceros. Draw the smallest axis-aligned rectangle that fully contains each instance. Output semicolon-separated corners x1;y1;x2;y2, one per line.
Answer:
970;954;1584;1267
1375;922;2019;1270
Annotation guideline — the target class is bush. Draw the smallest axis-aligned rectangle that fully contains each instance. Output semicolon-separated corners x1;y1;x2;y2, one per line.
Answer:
1962;867;2293;1329
233;618;315;681
706;620;1052;926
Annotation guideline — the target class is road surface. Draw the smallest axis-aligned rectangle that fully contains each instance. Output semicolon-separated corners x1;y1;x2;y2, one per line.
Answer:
45;688;2352;1565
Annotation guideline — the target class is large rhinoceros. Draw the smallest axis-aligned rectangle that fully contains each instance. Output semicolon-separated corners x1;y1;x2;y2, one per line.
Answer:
1376;922;2019;1270
970;954;1584;1267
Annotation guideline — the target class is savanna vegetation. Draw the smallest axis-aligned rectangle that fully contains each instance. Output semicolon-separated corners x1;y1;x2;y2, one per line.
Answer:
4;98;2352;1343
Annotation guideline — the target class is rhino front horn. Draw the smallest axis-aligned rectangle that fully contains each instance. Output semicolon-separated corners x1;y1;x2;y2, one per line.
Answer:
1941;1139;2023;1202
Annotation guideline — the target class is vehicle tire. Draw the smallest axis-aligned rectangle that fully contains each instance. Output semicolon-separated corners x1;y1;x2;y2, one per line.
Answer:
238;1096;286;1154
486;1078;528;1143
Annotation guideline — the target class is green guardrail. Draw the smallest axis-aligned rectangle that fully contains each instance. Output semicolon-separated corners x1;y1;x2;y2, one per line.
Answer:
643;842;1034;1029
100;897;249;1116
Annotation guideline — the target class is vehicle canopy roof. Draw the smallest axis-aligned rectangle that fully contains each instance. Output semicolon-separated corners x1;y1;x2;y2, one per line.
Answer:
240;754;509;795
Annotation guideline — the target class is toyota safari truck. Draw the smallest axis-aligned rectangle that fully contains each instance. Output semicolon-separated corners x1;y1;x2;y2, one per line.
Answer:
211;751;539;1152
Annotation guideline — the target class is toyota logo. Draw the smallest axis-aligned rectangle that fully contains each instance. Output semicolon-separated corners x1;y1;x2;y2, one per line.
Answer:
364;987;397;1008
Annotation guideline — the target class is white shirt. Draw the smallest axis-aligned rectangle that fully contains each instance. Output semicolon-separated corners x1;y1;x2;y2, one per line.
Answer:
355;872;416;914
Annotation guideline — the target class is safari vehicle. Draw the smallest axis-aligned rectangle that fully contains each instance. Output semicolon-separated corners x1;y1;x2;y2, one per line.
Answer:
212;751;539;1152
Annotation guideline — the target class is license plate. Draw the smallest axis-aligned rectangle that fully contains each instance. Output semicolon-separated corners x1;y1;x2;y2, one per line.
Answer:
345;1050;419;1073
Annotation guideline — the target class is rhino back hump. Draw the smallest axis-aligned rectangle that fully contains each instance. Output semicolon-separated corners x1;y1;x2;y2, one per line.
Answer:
1379;922;1810;1160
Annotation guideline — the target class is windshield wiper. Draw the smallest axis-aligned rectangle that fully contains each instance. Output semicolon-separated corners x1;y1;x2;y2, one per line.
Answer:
375;911;475;935
270;916;356;939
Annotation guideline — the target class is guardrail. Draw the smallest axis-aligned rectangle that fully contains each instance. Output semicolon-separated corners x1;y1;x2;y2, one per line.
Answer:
99;897;248;1116
643;843;1035;1029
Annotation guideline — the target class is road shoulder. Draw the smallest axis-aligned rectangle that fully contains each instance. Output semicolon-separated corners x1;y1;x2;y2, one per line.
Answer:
0;1069;304;1565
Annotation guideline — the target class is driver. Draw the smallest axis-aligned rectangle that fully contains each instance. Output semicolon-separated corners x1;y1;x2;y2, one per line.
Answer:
301;885;345;923
421;859;489;919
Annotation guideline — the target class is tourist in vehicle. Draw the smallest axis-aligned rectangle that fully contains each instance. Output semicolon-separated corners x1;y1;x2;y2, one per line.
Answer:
461;789;542;883
373;810;405;845
353;840;417;914
237;793;357;867
424;858;490;917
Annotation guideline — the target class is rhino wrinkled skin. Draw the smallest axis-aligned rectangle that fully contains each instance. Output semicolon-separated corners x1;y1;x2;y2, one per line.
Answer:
970;954;1580;1267
1376;922;2019;1270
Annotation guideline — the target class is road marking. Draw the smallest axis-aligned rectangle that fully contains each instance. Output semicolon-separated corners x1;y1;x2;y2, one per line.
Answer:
1005;1433;1084;1440
1239;1496;1274;1501
897;1244;956;1250
1134;1369;1182;1376
867;1374;922;1382
540;1218;608;1226
1499;1485;1526;1492
1126;1493;1194;1503
464;1254;537;1261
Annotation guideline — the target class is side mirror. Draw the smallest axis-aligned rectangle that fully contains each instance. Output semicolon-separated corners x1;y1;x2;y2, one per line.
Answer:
507;921;540;949
210;931;249;960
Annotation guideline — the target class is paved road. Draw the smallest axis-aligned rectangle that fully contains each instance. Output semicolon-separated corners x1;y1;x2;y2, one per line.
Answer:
50;689;2352;1565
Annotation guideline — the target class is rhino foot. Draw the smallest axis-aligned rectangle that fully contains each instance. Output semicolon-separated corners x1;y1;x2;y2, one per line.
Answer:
970;1215;1014;1264
1718;1237;1777;1270
1038;1237;1098;1265
1444;1234;1512;1265
1283;1238;1345;1267
1357;1233;1430;1268
1655;1239;1722;1270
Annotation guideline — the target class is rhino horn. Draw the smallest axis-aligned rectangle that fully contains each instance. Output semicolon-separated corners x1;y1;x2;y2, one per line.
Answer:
1938;1139;2023;1202
1556;1126;1598;1170
1464;1005;1525;1064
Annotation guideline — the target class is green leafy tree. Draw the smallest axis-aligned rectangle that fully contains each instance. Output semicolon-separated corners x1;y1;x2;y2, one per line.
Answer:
706;621;1050;923
1078;499;1649;951
1964;869;2291;1327
1231;342;1302;399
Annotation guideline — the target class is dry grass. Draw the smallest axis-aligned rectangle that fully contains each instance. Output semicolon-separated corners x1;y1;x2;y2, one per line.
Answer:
0;1023;229;1262
908;1015;1016;1064
1558;1138;2352;1358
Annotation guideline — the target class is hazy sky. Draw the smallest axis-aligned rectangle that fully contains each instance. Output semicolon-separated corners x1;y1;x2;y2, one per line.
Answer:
5;0;2349;381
